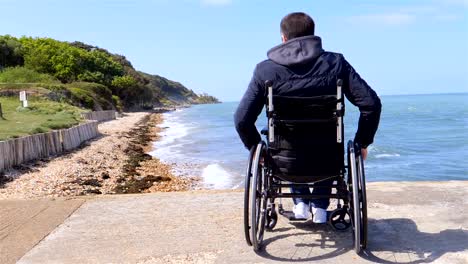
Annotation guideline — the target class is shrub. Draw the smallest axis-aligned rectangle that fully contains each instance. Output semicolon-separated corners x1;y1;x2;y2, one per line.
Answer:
67;82;112;99
44;121;75;130
67;87;95;109
20;37;124;84
0;35;24;68
112;95;123;112
66;82;114;110
30;127;47;134
111;75;137;89
0;66;58;83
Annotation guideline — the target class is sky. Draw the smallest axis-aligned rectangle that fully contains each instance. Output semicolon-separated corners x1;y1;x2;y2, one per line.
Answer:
1;0;467;101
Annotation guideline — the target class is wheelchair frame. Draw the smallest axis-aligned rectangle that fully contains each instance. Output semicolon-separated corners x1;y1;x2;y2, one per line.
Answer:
243;80;368;254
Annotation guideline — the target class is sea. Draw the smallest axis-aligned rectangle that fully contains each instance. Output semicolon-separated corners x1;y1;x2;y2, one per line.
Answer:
149;93;468;189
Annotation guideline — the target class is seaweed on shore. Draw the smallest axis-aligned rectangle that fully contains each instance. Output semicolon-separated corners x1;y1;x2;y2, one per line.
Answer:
0;172;12;188
114;113;173;194
114;175;171;194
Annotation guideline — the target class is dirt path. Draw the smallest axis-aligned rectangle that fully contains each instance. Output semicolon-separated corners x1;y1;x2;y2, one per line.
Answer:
0;112;195;199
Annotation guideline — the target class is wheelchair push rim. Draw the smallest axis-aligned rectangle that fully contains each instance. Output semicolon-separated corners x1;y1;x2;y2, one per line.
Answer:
357;149;368;249
250;142;268;252
348;140;368;254
243;147;256;246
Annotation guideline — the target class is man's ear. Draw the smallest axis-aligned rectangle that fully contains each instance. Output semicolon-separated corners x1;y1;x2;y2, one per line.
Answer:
281;34;288;43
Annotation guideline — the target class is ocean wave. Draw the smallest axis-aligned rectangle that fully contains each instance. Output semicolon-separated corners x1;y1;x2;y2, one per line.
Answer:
201;164;232;189
157;121;190;146
375;153;401;158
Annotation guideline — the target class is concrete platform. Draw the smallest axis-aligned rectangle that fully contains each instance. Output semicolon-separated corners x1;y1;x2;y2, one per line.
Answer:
7;181;468;263
0;198;85;264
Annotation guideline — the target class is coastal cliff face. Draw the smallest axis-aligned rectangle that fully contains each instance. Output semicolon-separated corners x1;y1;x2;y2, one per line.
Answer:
139;72;220;106
0;35;220;111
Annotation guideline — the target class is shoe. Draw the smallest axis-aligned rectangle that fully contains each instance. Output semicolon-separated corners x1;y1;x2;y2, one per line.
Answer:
293;202;311;219
312;207;328;224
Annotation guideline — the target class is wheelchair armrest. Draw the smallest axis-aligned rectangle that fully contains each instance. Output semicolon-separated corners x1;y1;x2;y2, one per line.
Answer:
261;126;268;135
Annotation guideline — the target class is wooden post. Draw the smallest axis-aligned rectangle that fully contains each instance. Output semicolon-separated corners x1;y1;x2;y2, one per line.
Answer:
0;102;3;119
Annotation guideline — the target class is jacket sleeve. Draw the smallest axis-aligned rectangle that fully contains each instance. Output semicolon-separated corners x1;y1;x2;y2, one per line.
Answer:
234;67;265;150
342;57;382;148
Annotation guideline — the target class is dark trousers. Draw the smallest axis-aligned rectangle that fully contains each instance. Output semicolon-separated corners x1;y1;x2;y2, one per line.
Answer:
291;179;333;209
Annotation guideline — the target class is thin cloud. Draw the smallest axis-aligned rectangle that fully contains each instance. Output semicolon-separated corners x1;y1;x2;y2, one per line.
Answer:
348;2;464;26
350;13;416;26
434;14;461;21
435;0;468;7
201;0;232;6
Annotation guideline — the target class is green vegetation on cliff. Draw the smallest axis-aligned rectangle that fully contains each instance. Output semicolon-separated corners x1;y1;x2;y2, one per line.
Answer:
0;35;220;111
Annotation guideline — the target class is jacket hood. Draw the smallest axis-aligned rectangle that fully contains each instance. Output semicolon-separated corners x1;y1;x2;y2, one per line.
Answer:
267;35;324;66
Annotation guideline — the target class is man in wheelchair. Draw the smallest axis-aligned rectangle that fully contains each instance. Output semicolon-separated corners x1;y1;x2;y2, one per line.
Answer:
234;12;381;253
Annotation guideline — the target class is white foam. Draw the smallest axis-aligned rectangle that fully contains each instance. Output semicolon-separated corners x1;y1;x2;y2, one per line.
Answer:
156;119;189;147
149;112;193;161
375;153;401;158
201;164;232;189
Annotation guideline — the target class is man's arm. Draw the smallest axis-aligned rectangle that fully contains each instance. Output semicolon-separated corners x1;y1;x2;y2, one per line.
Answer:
342;57;382;149
234;68;265;150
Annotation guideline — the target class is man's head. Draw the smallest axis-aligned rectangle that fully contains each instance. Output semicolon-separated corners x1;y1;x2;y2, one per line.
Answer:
280;12;315;43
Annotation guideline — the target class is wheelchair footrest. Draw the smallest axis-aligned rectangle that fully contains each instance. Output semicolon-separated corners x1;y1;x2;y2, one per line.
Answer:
280;210;334;222
280;210;308;221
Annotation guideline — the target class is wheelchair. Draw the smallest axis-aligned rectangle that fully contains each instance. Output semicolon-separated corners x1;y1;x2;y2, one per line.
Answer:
243;79;368;254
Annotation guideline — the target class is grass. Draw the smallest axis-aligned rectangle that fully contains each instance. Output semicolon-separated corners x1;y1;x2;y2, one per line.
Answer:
0;96;84;141
0;67;59;83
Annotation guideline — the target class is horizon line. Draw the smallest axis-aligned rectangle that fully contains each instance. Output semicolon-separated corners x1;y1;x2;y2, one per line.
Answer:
221;91;468;103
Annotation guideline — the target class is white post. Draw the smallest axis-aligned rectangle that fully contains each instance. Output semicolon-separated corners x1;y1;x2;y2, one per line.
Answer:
19;91;28;108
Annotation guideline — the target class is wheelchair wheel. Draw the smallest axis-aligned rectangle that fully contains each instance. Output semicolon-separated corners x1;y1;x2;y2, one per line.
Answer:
250;142;268;252
329;207;351;231
265;205;278;231
243;147;256;246
348;140;367;254
357;149;368;249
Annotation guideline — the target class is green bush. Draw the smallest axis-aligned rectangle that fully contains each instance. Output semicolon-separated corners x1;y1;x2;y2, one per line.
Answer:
20;37;124;84
66;82;114;110
0;35;24;68
111;75;152;107
0;66;58;83
44;120;77;130
16;106;32;112
112;95;123;112
67;87;95;109
30;127;47;134
67;82;112;99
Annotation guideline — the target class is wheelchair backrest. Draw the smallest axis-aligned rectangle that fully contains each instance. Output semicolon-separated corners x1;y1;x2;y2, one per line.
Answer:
266;80;344;145
264;80;345;176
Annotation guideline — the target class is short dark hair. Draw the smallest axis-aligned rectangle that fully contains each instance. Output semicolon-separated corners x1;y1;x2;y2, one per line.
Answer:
280;12;315;40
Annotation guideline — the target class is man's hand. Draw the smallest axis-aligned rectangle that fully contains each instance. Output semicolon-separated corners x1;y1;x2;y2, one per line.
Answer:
361;148;368;160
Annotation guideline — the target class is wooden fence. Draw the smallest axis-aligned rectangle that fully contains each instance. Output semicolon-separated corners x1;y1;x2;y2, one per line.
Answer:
0;121;99;172
81;110;116;122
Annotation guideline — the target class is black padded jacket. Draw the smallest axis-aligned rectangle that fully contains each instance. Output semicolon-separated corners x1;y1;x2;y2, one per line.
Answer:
234;35;382;150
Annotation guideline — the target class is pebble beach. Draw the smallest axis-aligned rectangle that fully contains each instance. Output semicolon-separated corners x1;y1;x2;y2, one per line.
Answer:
0;112;198;200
